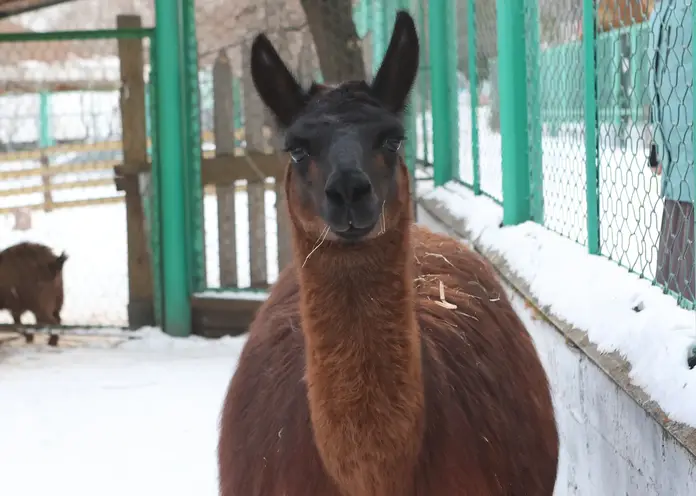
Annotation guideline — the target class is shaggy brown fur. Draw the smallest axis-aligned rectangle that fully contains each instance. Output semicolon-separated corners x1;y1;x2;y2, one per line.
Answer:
218;161;559;496
218;11;558;496
0;241;67;326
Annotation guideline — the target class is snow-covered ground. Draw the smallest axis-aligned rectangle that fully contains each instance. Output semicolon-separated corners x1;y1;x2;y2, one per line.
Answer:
0;328;246;496
0;266;576;496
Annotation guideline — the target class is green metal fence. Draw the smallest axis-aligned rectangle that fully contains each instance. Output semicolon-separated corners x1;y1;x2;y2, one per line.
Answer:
447;0;695;309
153;0;694;335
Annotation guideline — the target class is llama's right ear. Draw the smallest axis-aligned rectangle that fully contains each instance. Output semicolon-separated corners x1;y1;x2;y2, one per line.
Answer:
250;34;307;128
370;11;419;114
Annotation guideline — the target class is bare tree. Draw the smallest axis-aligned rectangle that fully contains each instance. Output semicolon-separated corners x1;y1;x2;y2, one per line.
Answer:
299;0;365;82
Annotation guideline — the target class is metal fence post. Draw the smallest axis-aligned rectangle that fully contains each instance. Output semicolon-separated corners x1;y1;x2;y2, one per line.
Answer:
371;0;388;73
154;0;190;337
527;0;544;223
497;0;530;224
181;0;206;293
693;2;696;288
583;0;600;254
466;0;480;194
430;0;458;186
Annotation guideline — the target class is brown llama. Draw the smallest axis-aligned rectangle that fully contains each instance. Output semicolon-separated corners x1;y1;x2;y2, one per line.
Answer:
0;241;67;327
218;11;559;496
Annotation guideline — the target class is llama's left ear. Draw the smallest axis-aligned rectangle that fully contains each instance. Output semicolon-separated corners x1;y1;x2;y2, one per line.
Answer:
370;11;419;114
250;34;308;128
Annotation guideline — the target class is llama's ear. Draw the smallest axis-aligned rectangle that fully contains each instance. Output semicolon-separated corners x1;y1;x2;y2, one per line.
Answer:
250;34;307;128
370;11;419;114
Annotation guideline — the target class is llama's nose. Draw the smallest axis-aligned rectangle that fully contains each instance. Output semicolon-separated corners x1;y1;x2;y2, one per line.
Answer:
324;170;372;207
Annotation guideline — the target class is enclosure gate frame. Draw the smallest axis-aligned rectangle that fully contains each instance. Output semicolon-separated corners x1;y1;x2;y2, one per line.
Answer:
0;24;161;331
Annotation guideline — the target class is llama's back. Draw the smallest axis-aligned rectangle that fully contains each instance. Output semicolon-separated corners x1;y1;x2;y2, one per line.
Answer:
218;228;558;495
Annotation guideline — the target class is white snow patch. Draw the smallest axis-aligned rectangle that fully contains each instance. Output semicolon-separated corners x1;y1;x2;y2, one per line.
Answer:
0;327;247;496
423;182;696;428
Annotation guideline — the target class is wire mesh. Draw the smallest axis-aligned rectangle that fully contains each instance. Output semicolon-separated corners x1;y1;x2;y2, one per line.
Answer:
0;10;154;327
517;0;694;306
194;0;387;291
411;0;433;176
457;0;501;200
524;0;588;243
597;0;693;305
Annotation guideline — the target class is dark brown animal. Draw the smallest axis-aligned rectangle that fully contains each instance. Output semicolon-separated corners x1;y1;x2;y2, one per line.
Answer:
218;11;559;496
0;241;67;326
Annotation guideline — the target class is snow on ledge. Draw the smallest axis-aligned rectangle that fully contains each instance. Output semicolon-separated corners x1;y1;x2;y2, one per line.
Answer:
421;181;696;429
195;290;269;301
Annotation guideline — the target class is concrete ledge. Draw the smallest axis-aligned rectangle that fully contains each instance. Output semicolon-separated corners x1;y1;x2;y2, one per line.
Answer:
418;192;696;474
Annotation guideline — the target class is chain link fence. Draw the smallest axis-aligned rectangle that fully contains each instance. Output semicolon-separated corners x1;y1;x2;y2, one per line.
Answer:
0;2;155;327
456;0;693;307
456;0;501;202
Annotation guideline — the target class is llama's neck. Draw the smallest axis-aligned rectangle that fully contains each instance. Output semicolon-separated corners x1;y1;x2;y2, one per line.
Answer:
294;220;424;495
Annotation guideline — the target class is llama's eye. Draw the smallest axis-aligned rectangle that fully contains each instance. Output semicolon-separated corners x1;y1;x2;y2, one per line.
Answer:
382;137;403;153
289;147;309;163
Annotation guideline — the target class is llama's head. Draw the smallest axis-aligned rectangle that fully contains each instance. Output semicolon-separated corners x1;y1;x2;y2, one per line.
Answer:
250;11;419;243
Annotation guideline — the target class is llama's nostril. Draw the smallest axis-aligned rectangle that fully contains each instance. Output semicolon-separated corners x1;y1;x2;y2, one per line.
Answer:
350;180;372;203
325;171;372;207
325;186;345;206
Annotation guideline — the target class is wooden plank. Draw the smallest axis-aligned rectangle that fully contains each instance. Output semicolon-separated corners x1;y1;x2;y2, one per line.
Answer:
0;131;218;163
0;177;114;198
118;14;154;329
213;50;238;288
114;151;286;186
39;154;52;212
0;160;119;181
202;152;285;184
242;41;268;288
191;292;268;338
0;195;123;215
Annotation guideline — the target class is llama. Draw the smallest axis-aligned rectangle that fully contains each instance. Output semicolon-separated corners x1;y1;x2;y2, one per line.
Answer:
0;241;67;329
218;11;559;496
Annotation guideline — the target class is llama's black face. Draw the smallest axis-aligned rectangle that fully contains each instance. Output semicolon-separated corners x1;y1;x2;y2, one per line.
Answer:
250;11;419;242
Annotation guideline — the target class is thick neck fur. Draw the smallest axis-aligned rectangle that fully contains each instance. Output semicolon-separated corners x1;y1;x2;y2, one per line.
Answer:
288;167;424;496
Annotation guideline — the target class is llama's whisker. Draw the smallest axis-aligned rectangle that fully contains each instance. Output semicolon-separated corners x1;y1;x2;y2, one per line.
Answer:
302;226;330;268
380;201;386;234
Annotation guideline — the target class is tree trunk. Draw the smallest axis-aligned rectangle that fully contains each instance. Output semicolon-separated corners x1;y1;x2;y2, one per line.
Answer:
300;0;366;82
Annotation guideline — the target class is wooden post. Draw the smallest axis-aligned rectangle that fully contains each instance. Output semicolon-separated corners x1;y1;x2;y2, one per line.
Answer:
212;50;238;287
117;14;155;328
40;154;53;212
242;43;268;288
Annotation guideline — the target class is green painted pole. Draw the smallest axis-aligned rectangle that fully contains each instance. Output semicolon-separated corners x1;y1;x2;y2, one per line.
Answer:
527;0;544;222
583;0;600;254
395;0;417;177
429;0;456;186
181;0;205;294
629;26;639;123
154;0;190;337
497;0;530;224
372;0;387;74
39;91;53;148
417;0;429;166
467;0;480;194
693;2;696;302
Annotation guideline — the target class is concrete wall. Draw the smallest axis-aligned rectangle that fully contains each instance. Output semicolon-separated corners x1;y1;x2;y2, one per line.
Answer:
417;206;696;496
514;292;696;496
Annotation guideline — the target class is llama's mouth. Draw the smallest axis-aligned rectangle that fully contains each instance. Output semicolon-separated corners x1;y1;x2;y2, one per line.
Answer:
332;222;377;242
